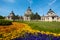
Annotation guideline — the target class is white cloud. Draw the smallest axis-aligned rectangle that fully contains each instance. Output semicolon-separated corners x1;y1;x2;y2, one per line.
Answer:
27;0;33;4
3;0;15;3
48;0;57;6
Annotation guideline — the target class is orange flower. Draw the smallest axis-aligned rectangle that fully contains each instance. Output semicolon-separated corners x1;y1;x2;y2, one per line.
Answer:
0;22;60;40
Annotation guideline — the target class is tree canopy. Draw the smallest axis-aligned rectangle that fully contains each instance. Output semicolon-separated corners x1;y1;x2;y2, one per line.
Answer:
0;15;5;19
30;12;41;20
12;15;19;20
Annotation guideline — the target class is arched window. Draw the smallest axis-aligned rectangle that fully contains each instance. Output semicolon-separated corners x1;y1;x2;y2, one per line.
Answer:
52;17;54;19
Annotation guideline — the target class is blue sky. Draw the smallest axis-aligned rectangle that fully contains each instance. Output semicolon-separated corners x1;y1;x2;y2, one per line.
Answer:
0;0;60;16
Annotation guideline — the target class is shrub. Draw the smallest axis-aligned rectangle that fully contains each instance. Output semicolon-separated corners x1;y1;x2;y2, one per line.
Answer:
0;20;12;26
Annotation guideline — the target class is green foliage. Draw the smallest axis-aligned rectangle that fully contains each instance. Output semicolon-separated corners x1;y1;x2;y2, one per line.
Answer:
10;11;19;21
0;20;12;26
30;13;35;20
30;12;41;20
0;15;5;19
34;12;41;20
19;21;60;33
12;15;19;21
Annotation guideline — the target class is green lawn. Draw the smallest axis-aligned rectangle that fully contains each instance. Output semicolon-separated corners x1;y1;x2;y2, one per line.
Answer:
18;21;60;33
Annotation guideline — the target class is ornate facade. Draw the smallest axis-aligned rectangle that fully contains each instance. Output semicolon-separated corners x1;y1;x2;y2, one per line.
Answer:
5;8;60;22
41;9;60;22
23;7;32;21
5;11;15;21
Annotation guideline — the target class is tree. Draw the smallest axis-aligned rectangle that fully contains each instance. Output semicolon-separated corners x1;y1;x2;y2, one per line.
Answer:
0;15;5;19
30;12;41;20
34;12;41;20
30;12;35;20
12;15;19;21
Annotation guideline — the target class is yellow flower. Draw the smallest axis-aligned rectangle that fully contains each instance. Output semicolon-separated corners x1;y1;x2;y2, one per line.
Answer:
0;38;3;40
53;33;57;37
40;31;45;34
0;22;60;40
57;34;60;36
45;32;50;35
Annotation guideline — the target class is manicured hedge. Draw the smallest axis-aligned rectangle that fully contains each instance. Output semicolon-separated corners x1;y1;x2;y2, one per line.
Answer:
0;20;12;26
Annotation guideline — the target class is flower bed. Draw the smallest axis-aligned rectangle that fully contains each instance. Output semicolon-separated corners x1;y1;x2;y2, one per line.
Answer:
14;32;60;40
0;22;60;40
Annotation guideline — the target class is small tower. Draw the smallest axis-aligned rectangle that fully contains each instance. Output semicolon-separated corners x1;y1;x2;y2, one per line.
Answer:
47;9;57;16
24;7;32;21
6;11;15;20
25;7;32;16
46;9;58;21
9;11;15;17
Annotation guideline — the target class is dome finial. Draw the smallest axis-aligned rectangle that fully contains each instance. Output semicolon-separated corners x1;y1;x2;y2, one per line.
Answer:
27;6;31;11
49;8;52;11
11;11;13;13
28;6;30;8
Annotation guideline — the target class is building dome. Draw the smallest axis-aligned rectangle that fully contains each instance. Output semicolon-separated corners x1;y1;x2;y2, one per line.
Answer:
9;11;15;17
48;9;55;13
27;7;31;11
47;9;58;17
24;7;32;16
